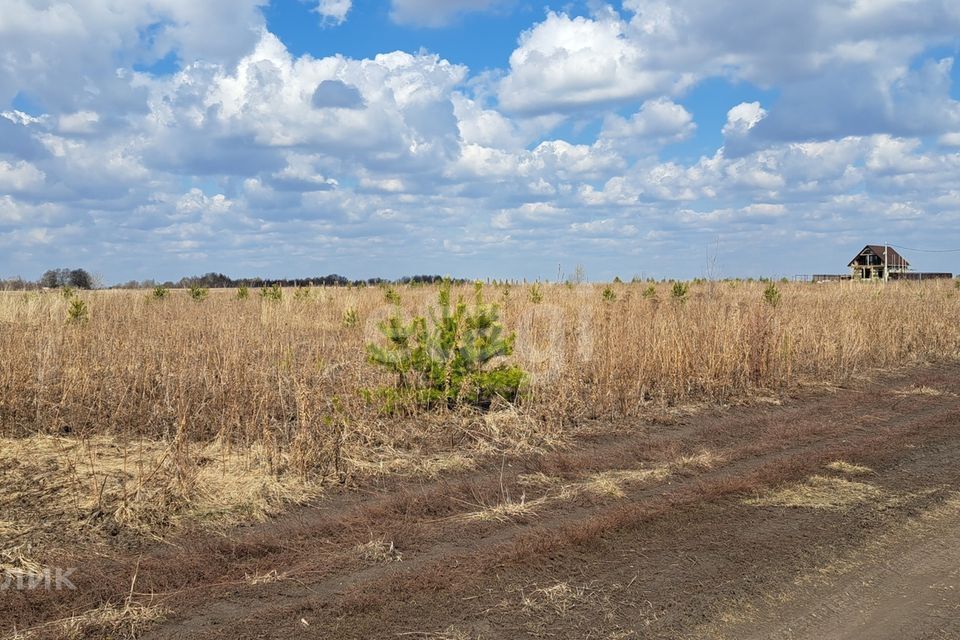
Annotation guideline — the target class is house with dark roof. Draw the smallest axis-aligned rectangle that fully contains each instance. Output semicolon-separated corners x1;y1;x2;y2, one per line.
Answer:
848;245;908;280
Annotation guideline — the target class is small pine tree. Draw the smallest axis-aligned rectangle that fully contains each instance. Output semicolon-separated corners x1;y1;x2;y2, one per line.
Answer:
260;284;282;302
763;282;781;307
529;283;543;304
367;280;525;410
384;287;401;305
67;297;89;324
343;308;359;327
188;285;208;302
671;281;689;302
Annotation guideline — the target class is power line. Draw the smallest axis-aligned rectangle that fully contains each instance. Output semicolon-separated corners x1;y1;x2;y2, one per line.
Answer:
889;244;960;254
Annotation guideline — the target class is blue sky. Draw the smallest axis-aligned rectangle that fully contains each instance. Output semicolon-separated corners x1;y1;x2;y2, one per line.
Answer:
1;0;960;283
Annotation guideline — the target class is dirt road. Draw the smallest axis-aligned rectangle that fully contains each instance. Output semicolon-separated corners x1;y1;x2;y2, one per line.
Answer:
7;363;960;639
712;497;960;640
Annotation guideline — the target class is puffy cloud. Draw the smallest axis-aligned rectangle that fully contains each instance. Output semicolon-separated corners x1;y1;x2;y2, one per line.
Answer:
748;57;960;143
722;101;768;156
0;0;268;111
58;111;100;135
498;10;689;114
522;140;623;181
313;0;351;25
139;34;468;179
622;0;960;84
269;154;338;192
599;98;695;151
175;188;231;216
500;2;960;138
940;132;960;147
723;102;766;138
0;111;49;159
452;95;522;150
0;160;45;193
0;195;65;227
570;217;639;237
3;0;960;281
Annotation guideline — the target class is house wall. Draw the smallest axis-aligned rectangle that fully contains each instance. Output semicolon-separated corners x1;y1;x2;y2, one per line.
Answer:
851;266;886;279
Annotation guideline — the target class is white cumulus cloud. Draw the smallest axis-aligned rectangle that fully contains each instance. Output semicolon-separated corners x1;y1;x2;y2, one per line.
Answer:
498;10;690;114
313;0;352;25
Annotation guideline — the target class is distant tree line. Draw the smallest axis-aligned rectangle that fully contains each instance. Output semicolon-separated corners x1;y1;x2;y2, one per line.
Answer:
0;268;95;290
114;273;465;289
0;276;38;291
40;268;95;289
1;269;464;291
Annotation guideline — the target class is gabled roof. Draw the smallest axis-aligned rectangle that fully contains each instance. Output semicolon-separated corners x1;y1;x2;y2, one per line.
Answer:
848;245;909;268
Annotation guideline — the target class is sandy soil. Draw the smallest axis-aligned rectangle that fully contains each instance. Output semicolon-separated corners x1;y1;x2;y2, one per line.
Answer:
6;363;960;639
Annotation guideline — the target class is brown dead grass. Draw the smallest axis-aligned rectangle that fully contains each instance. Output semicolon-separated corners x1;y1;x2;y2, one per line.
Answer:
243;569;284;586
744;475;885;510
0;435;322;547
5;281;960;442
404;627;478;640
356;538;403;564
896;385;956;397
827;460;874;475
521;581;594;616
346;447;477;478
582;468;671;498
518;450;721;500
2;281;960;543
458;493;545;523
515;580;630;637
0;545;45;579
11;602;168;640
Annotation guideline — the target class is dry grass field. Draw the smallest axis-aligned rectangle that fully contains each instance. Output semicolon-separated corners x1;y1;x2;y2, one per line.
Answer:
3;279;960;638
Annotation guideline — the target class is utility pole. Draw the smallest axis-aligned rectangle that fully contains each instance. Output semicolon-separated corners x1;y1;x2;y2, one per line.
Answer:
884;243;889;283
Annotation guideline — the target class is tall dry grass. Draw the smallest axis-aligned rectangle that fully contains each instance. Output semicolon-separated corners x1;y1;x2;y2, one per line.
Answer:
3;281;960;439
1;280;959;537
